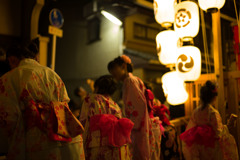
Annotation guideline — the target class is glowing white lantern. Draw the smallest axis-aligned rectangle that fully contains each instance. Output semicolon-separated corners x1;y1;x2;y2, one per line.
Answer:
198;0;226;12
153;0;176;27
176;46;201;81
174;1;199;40
162;71;189;105
156;30;178;65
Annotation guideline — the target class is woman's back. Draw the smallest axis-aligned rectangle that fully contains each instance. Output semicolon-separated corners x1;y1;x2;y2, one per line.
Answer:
184;105;223;160
182;105;238;160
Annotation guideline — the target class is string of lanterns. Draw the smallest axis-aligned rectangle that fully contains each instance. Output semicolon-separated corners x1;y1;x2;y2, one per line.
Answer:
153;0;226;105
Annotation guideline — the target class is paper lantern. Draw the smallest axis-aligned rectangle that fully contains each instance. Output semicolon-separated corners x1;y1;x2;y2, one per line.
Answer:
176;46;201;81
198;0;226;12
174;1;199;40
153;0;176;27
156;30;178;65
162;71;189;105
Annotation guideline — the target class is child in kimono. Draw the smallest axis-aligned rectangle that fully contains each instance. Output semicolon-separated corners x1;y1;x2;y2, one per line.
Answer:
180;81;239;160
0;45;85;160
108;55;161;160
80;75;133;160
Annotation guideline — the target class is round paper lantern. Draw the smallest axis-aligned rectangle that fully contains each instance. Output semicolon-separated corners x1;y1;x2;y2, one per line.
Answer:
198;0;226;12
174;1;199;40
162;71;189;105
156;30;178;65
176;46;201;81
154;0;176;28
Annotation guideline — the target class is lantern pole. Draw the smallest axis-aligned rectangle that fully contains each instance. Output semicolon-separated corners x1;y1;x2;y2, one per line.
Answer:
212;11;225;123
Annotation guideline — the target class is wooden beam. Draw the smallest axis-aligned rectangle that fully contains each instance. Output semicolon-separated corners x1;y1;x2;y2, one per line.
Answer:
212;11;225;123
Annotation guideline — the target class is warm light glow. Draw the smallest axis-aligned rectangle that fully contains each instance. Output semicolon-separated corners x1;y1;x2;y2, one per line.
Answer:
156;30;178;65
162;71;189;105
174;1;199;40
198;0;226;12
154;0;176;27
176;46;201;81
101;10;122;26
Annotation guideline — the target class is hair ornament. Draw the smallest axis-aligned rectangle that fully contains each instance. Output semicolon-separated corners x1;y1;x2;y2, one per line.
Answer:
121;55;131;64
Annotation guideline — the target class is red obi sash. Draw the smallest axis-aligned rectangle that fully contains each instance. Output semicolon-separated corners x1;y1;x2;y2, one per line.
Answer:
24;100;84;142
89;114;134;147
153;104;170;126
180;125;218;148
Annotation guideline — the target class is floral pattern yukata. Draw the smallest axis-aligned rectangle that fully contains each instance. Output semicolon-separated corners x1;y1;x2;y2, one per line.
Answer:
181;105;239;160
80;94;131;160
123;73;161;160
0;59;85;160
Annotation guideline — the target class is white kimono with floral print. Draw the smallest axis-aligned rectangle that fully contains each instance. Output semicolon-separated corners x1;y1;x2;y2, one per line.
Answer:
123;73;161;160
183;105;239;160
0;59;85;160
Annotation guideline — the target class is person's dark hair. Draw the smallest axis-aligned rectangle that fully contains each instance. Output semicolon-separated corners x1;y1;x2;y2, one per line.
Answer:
107;56;133;73
107;61;115;72
200;81;218;109
28;42;39;55
6;44;36;59
94;75;117;95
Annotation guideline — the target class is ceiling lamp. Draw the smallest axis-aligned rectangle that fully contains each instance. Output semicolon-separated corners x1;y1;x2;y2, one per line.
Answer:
174;1;199;41
101;10;122;26
198;0;226;13
153;0;176;28
156;30;178;65
162;71;189;105
176;46;201;81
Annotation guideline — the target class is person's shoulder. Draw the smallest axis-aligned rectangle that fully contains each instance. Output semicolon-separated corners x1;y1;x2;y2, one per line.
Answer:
39;65;63;81
208;105;220;118
124;73;140;84
84;94;100;102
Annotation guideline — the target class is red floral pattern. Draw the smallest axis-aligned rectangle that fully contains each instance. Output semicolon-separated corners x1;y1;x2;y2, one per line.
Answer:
182;105;239;160
0;59;85;160
80;94;129;159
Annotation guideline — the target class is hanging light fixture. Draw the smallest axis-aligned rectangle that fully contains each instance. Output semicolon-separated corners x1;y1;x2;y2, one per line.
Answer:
156;30;179;65
153;0;176;28
101;10;122;26
162;71;189;105
176;46;201;81
174;1;199;41
198;0;226;13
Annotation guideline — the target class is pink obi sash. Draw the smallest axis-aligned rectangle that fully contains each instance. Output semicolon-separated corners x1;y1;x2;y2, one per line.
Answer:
24;100;84;142
180;125;218;148
89;114;134;147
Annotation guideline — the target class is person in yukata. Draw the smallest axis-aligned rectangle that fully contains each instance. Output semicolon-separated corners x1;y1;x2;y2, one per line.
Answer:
0;45;85;160
144;83;163;160
80;75;133;160
146;83;180;160
180;81;239;160
108;55;161;160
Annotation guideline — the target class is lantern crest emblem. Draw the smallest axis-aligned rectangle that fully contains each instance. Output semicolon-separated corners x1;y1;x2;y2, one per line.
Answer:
175;8;191;28
177;54;194;73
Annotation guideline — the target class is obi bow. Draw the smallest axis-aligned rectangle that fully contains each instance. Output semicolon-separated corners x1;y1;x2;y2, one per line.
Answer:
24;100;84;142
89;114;134;147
